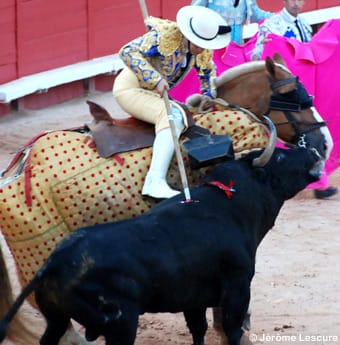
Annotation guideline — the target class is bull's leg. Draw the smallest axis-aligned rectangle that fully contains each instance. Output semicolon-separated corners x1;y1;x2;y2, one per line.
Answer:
183;308;208;345
212;307;228;345
40;317;69;345
60;325;96;345
220;273;251;345
213;307;251;331
104;300;139;345
212;307;223;331
36;291;72;345
213;307;252;345
68;291;121;332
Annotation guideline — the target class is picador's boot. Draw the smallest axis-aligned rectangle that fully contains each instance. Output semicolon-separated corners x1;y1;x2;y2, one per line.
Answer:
142;109;184;199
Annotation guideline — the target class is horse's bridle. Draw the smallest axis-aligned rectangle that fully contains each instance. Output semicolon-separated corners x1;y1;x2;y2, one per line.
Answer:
268;76;327;147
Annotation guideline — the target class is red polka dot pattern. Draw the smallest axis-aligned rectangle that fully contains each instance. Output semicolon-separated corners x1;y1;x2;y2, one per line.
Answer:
0;109;268;285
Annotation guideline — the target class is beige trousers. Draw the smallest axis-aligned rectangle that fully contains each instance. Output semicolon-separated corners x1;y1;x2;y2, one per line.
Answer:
113;67;187;133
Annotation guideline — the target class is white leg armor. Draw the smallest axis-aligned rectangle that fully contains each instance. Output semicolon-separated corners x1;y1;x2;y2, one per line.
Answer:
142;105;185;199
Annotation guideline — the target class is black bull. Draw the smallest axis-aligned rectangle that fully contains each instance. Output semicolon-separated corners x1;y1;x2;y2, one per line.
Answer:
0;147;322;345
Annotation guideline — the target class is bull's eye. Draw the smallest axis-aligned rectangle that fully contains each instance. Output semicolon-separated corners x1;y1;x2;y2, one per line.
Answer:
276;153;285;162
310;148;321;160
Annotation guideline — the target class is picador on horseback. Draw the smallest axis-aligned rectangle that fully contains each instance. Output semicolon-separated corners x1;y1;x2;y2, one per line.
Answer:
0;4;334;345
113;5;232;199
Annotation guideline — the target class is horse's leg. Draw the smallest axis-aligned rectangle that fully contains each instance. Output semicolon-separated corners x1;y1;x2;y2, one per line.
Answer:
183;308;208;345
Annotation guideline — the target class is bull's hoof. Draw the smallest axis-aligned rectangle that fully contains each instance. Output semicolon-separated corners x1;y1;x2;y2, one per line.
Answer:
240;333;254;345
242;312;251;332
219;333;228;345
85;328;99;342
217;333;253;345
59;327;96;345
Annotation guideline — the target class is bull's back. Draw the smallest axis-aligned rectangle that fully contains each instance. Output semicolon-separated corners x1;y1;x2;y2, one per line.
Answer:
39;192;258;309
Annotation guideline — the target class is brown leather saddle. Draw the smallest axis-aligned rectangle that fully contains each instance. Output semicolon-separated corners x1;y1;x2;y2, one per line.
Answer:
86;100;210;157
86;101;155;158
86;100;233;168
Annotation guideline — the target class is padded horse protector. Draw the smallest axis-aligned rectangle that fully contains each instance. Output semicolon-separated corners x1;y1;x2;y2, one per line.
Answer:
0;105;269;304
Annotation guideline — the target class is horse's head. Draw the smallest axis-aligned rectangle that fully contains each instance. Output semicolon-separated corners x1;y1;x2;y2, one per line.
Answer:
215;53;329;160
215;56;276;115
215;53;301;115
267;54;330;160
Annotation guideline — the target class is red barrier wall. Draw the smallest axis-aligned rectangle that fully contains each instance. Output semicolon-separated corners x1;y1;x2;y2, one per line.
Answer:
258;0;338;12
87;0;185;58
162;0;187;20
0;0;338;115
18;81;84;110
0;104;11;117
88;0;146;58
0;0;16;84
316;0;339;8
2;0;336;83
16;0;88;76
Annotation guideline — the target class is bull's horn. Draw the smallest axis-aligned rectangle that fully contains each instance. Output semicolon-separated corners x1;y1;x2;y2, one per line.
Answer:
252;116;277;167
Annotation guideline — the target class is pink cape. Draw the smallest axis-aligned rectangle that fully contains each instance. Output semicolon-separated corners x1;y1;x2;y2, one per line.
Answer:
170;19;340;189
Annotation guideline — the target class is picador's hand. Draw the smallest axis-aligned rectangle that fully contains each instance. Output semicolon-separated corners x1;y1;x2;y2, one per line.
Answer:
199;95;215;113
156;79;169;97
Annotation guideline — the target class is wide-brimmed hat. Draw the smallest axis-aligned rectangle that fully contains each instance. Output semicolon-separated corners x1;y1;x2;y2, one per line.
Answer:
176;6;231;50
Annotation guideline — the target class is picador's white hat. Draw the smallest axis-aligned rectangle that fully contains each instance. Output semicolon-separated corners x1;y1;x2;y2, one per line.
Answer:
176;6;231;50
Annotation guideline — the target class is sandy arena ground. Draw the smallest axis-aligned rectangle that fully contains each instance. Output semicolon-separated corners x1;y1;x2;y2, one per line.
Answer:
0;91;339;345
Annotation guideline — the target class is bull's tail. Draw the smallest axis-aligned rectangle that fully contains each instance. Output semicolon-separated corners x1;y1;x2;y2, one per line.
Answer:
0;244;40;345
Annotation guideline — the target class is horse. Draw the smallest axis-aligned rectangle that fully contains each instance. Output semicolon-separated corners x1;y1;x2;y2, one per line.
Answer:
214;54;329;158
0;54;328;345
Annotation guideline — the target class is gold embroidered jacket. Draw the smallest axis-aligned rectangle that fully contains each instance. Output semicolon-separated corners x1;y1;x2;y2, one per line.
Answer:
119;17;217;97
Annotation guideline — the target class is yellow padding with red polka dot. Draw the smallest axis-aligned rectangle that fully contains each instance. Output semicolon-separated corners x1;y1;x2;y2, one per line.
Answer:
0;107;269;287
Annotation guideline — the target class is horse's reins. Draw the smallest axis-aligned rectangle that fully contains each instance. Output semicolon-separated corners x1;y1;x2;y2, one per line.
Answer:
196;73;328;150
196;96;275;134
268;77;327;143
270;76;312;111
197;95;259;120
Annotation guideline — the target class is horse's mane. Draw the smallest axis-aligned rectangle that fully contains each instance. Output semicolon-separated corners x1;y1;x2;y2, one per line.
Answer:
215;61;266;87
215;60;291;88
